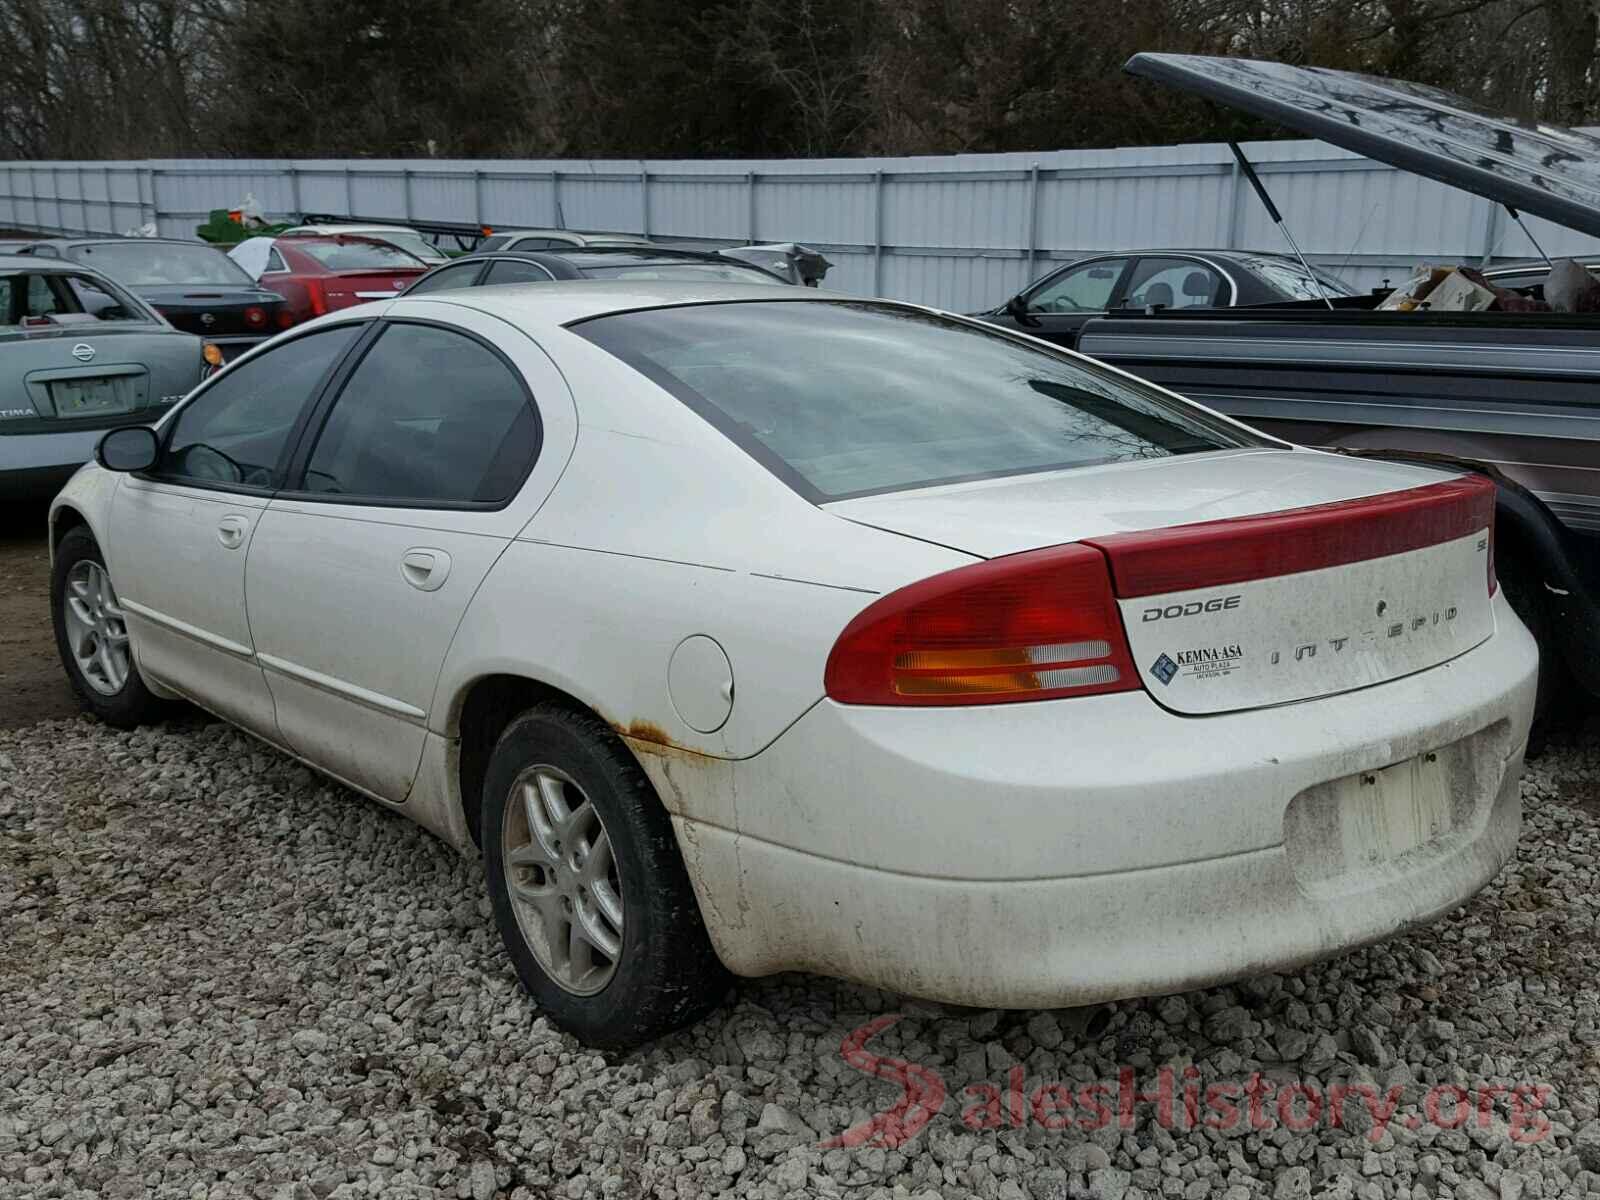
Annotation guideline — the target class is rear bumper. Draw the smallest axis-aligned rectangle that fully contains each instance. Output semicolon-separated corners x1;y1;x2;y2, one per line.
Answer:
1;405;178;496
1;430;104;498
651;593;1537;1007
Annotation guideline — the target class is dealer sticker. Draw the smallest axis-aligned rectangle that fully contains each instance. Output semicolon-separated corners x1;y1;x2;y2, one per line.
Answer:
1152;645;1245;685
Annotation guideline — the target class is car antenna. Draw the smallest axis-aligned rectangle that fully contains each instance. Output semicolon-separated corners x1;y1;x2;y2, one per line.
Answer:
1228;141;1334;310
1503;205;1555;268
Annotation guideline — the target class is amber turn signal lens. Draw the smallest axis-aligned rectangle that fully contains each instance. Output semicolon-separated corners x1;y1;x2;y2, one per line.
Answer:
202;342;225;367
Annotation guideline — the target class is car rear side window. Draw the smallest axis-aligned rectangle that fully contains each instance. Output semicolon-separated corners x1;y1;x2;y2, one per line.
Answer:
575;300;1264;502
157;325;361;490
299;322;538;506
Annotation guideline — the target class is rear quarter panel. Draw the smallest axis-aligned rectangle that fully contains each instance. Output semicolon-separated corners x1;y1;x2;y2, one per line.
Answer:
429;330;976;787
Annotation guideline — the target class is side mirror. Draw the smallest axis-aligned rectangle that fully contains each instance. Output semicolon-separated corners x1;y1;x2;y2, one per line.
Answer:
96;426;160;473
1004;293;1039;326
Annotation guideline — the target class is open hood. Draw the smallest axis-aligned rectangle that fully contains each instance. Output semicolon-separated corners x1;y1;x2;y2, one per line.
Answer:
1125;52;1600;239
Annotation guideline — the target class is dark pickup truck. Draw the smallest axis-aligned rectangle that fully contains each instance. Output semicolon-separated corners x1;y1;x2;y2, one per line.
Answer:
1069;55;1600;723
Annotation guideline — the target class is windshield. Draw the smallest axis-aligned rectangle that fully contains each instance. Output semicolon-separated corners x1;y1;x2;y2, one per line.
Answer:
66;242;255;287
291;239;426;270
576;300;1263;501
579;262;787;285
1239;255;1357;301
2;270;156;327
368;230;446;261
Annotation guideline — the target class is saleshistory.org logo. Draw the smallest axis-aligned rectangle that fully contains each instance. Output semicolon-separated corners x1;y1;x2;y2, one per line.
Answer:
821;1017;1553;1150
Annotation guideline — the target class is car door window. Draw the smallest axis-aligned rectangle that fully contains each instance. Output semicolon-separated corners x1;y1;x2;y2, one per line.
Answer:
405;262;485;296
1123;258;1224;309
1028;259;1129;313
25;274;67;318
157;325;361;490
482;259;555;286
300;322;539;505
265;248;289;274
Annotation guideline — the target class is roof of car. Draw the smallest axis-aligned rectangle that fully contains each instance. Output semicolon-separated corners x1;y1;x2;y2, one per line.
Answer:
389;279;846;327
26;236;213;248
285;223;423;235
0;251;112;272
490;228;650;240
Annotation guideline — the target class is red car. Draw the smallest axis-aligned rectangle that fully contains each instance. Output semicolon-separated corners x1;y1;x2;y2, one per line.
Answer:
227;234;433;329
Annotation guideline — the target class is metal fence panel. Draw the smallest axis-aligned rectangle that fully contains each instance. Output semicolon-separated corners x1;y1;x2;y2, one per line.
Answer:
5;138;1599;309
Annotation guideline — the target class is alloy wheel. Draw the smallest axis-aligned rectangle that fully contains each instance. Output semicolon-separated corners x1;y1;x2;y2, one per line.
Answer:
501;764;625;995
61;560;130;697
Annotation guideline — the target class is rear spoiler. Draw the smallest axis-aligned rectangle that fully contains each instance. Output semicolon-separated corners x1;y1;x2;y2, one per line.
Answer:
298;213;489;253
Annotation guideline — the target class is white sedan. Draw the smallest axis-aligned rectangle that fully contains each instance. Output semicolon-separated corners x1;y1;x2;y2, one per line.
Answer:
49;283;1537;1047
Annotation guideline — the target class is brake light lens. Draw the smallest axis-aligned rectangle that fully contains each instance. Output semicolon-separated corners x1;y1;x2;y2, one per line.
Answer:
305;278;328;317
244;305;266;327
824;543;1138;706
276;309;296;329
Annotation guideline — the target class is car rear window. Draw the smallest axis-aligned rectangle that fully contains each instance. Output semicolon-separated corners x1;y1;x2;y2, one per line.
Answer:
574;300;1265;501
1238;256;1357;300
290;239;425;270
66;242;253;287
578;263;787;286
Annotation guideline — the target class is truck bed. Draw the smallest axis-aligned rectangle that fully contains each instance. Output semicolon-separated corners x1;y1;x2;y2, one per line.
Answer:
1077;307;1600;537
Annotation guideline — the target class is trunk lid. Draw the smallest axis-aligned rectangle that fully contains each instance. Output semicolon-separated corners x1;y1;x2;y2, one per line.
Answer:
1124;52;1600;239
321;267;430;310
828;449;1497;713
137;286;284;337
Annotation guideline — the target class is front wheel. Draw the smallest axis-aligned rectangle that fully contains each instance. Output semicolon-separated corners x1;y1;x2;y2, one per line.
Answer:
50;526;170;728
481;704;729;1048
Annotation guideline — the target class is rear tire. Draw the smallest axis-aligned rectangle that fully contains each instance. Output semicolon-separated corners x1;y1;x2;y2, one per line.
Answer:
50;526;170;729
1497;550;1562;754
481;703;730;1048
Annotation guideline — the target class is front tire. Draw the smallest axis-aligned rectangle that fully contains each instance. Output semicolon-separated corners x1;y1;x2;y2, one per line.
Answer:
481;703;729;1048
50;526;169;728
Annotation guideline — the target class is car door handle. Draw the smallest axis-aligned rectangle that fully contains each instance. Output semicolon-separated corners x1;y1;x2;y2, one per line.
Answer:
217;515;249;550
400;548;452;592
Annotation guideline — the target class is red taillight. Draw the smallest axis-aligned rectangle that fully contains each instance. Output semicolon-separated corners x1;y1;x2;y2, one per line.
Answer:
276;309;296;329
305;278;329;317
824;543;1138;706
244;306;266;327
1085;475;1498;598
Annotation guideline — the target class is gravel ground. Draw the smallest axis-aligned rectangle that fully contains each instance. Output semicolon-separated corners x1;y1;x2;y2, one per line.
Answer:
2;714;1598;1200
0;510;79;731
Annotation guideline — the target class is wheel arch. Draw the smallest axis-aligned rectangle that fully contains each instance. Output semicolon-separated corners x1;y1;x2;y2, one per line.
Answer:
49;504;90;560
449;671;670;850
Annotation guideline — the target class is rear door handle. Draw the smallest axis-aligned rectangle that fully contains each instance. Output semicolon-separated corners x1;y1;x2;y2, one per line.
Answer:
217;515;249;550
400;548;452;592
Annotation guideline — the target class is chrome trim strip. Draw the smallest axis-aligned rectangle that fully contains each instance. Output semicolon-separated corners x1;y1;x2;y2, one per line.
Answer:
353;290;400;298
256;652;426;722
120;597;256;660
